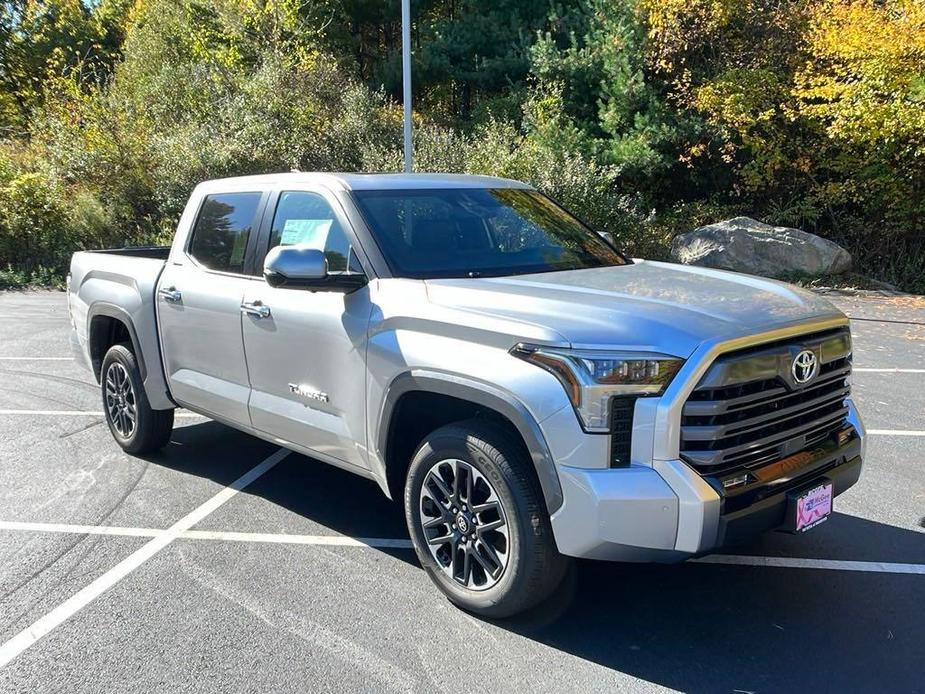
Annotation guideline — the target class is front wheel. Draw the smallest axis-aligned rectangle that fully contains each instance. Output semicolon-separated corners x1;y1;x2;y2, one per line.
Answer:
101;343;174;454
404;420;569;618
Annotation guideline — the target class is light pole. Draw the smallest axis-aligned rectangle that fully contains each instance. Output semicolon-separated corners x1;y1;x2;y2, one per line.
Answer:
402;0;413;173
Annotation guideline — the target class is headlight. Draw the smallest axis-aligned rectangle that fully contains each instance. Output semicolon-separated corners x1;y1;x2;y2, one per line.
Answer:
511;344;684;432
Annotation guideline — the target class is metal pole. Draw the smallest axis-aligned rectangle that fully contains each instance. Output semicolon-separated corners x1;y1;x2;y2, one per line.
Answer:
401;0;413;173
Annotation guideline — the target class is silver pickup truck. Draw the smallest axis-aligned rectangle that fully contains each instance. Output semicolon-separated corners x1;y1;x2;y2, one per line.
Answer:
68;173;866;616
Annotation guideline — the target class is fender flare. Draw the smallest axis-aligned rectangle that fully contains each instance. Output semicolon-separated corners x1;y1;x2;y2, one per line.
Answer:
377;370;564;513
87;302;148;381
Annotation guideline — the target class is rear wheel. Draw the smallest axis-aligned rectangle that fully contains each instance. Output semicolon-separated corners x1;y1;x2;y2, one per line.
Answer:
404;419;569;618
101;343;174;454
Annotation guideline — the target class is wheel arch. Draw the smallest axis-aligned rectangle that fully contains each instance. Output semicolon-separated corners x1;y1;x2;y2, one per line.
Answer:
377;371;564;514
87;303;147;383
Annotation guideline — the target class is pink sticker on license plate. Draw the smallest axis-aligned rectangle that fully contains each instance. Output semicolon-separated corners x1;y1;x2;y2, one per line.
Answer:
796;483;833;532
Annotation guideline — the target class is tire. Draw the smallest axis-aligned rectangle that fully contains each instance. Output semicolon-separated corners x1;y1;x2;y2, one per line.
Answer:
404;419;570;618
100;343;174;454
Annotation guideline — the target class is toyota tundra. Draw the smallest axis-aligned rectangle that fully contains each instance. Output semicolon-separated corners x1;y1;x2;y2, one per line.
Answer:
67;173;866;617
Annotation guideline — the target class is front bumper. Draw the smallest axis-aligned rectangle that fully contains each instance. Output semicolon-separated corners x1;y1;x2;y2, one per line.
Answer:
550;399;865;562
717;450;861;546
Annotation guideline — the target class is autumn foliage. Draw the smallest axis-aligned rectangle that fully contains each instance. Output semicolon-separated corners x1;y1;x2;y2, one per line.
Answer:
1;0;923;290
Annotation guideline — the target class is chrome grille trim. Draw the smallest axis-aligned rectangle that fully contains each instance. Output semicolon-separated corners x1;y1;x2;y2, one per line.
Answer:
679;327;852;477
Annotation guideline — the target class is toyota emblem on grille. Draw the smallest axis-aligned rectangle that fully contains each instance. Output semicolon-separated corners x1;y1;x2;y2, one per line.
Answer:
791;350;818;385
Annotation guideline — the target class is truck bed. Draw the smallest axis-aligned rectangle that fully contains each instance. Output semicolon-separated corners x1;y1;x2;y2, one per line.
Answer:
67;246;174;409
82;246;171;259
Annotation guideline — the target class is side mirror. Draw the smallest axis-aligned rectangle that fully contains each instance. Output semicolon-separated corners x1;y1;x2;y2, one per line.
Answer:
263;246;367;293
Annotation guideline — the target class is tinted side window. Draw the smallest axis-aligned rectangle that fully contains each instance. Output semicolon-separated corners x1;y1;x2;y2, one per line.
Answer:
188;192;262;274
269;191;354;273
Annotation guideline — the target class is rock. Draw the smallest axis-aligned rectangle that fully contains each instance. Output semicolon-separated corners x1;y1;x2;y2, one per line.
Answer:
670;217;852;277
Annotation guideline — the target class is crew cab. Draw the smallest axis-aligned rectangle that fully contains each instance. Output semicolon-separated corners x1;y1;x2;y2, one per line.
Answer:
67;173;866;616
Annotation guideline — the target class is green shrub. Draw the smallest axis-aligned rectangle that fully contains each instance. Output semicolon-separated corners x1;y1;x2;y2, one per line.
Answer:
0;167;71;274
0;266;30;290
0;0;922;292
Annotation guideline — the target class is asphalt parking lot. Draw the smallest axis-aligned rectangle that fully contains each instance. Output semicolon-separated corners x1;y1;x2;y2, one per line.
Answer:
0;290;922;693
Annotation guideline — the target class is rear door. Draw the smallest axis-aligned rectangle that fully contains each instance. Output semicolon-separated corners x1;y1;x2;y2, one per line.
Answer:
241;187;373;470
157;189;267;425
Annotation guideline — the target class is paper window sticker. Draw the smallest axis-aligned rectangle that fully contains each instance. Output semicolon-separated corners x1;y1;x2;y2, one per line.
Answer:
229;227;249;266
280;219;333;248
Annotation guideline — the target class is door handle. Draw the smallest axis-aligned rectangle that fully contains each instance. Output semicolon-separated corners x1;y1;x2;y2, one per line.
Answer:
240;300;271;319
158;286;182;303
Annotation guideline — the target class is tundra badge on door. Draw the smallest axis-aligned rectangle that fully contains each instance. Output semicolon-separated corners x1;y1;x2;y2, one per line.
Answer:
288;383;330;403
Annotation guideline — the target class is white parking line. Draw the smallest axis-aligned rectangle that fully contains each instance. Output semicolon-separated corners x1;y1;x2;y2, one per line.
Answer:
0;521;160;538
181;529;414;549
0;448;289;670
1;520;922;574
0;357;73;361
692;554;925;575
853;368;925;374
0;521;413;549
867;429;925;437
0;409;204;418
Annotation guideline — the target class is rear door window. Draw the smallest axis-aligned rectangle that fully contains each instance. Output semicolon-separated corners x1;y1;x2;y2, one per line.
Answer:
188;192;262;274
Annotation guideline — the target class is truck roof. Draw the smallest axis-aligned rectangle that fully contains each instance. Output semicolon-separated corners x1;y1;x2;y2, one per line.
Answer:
194;172;533;192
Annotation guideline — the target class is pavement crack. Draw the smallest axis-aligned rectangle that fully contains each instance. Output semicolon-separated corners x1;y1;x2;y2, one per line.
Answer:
848;316;925;327
0;368;97;391
93;458;150;527
58;418;105;439
0;384;91;411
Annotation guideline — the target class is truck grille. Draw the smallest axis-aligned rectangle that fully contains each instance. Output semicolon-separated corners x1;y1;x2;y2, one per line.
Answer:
680;328;852;477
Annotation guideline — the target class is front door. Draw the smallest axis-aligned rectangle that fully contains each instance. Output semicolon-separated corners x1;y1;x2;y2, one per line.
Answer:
157;190;264;426
242;189;372;470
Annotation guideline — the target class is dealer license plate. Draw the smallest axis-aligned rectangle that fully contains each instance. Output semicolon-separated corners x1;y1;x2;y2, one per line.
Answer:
794;482;833;532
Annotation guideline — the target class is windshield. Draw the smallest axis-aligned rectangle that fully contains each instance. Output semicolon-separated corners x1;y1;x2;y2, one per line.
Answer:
351;188;627;279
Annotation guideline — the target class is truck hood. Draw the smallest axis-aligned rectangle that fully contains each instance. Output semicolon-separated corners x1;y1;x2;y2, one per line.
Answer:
424;260;845;357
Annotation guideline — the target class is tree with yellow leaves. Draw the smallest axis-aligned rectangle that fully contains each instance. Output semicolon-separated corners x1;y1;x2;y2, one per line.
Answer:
794;0;925;245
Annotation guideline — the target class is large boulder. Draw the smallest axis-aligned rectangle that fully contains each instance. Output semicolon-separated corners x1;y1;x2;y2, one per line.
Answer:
670;217;852;276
